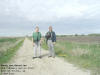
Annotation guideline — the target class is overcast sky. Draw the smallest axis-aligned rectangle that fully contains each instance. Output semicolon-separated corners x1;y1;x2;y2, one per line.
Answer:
0;0;100;36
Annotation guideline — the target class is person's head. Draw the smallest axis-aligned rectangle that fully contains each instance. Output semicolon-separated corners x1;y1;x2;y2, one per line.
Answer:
49;26;53;32
35;26;39;32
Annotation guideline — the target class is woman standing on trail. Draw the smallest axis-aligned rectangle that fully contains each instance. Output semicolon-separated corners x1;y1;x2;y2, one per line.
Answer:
45;26;56;58
32;26;42;59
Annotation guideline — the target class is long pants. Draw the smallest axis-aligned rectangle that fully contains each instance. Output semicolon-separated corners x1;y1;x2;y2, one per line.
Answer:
47;40;55;57
34;41;41;57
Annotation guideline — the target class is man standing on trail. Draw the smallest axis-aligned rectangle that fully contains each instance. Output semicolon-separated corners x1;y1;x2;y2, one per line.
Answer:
45;26;56;58
32;26;42;59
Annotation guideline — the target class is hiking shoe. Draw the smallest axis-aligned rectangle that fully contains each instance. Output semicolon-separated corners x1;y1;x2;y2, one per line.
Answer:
48;56;52;58
38;56;42;59
52;56;55;58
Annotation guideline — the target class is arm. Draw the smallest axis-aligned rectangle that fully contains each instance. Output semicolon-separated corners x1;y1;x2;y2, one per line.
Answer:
53;32;56;42
53;32;56;45
32;33;34;46
45;32;49;40
32;38;34;46
40;33;42;44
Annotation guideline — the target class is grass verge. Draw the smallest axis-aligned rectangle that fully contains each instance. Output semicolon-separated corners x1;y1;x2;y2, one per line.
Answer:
42;40;100;75
0;39;24;64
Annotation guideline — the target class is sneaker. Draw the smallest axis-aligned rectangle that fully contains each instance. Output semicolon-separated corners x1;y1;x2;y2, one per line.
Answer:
48;56;52;58
38;56;42;59
52;56;55;58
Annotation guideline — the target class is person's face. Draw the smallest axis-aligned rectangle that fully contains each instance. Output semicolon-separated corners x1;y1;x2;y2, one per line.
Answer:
49;26;52;32
35;27;39;32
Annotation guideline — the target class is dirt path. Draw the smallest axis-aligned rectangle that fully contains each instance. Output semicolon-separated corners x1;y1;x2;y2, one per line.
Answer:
7;38;90;75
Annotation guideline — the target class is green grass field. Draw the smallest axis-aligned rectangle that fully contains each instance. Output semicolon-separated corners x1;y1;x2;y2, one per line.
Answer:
42;36;100;75
0;37;24;64
0;37;24;75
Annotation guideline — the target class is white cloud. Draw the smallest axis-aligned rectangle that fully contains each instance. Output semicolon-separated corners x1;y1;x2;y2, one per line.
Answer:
0;0;100;36
1;0;99;22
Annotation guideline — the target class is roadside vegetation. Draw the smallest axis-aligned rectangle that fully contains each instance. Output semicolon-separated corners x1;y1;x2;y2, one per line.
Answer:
0;37;24;64
0;37;24;75
42;35;100;75
27;35;100;75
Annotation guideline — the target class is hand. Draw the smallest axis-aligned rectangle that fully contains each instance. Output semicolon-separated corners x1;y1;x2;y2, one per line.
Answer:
40;38;44;43
40;40;42;45
33;43;34;46
40;42;41;46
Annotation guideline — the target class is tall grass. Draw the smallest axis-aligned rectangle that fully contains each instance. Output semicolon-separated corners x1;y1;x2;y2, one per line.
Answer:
0;38;24;75
41;39;48;50
55;41;100;75
42;39;100;75
0;37;24;64
0;40;24;64
0;38;18;42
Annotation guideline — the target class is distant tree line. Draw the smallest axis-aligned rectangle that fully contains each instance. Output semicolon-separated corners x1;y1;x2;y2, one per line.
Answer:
56;33;100;37
88;33;100;36
26;33;100;38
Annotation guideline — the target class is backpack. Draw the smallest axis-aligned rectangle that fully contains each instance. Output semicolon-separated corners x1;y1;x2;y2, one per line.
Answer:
45;32;51;40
